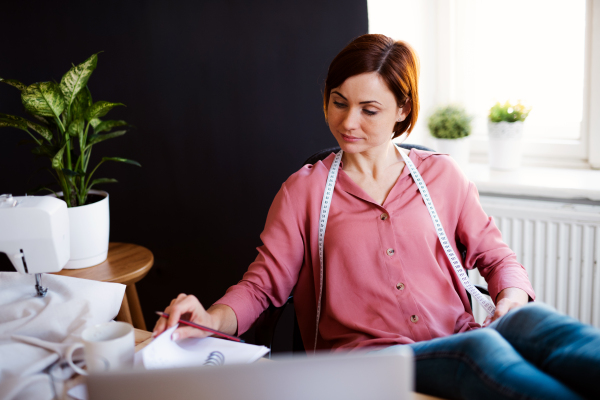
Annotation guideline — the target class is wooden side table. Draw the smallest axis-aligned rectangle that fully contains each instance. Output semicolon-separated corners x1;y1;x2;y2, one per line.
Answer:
53;242;153;330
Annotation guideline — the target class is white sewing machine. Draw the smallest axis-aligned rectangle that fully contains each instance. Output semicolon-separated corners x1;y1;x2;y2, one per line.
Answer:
0;194;70;296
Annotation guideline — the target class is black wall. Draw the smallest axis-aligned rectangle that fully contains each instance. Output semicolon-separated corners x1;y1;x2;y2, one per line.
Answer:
0;1;368;348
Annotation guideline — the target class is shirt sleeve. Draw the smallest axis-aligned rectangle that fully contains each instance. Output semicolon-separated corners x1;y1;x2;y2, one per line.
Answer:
213;182;305;335
456;182;536;303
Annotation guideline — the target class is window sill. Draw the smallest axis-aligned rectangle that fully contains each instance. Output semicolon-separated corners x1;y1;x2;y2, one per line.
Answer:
464;163;600;202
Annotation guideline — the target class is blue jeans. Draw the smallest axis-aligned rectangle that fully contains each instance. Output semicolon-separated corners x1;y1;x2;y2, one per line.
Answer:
377;303;599;399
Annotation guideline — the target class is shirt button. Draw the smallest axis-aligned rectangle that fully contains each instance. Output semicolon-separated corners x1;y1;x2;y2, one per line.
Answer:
410;315;419;323
386;248;395;256
396;283;405;290
380;213;389;220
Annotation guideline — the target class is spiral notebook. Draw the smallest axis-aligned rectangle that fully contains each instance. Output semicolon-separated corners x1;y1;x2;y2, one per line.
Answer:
135;324;269;369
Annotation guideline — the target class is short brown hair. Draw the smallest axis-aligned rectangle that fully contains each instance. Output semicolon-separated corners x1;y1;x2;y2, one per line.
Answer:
323;34;420;139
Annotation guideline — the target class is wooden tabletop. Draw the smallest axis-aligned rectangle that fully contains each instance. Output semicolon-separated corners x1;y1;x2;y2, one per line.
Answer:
54;243;153;286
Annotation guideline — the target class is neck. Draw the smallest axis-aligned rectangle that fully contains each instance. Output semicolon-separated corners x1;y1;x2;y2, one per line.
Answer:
342;140;404;179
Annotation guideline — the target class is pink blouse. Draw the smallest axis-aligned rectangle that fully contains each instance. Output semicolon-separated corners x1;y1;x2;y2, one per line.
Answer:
215;149;535;351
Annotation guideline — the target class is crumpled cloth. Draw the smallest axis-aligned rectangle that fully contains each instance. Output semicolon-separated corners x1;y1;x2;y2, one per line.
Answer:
0;272;126;400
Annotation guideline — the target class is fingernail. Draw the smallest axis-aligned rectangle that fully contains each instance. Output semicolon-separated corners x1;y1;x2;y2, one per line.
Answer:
172;332;179;341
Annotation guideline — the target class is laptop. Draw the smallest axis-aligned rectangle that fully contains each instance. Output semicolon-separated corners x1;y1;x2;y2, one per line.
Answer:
86;347;414;400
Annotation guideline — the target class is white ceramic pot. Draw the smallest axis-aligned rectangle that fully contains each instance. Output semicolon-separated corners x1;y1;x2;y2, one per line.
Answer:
487;121;524;170
51;190;110;269
433;136;470;169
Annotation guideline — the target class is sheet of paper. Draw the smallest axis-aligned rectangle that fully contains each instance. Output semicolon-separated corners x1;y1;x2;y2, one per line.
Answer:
138;324;269;370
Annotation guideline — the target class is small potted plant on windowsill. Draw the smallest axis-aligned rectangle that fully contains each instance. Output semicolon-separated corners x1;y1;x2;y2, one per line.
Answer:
0;53;140;269
427;105;473;168
487;101;531;170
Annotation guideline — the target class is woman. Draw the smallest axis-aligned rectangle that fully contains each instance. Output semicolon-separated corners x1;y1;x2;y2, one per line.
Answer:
153;34;599;399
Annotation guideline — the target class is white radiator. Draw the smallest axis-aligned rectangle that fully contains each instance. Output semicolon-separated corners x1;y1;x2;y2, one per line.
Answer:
469;195;600;328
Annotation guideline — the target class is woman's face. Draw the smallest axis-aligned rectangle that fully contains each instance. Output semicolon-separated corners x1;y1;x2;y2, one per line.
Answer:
327;72;410;154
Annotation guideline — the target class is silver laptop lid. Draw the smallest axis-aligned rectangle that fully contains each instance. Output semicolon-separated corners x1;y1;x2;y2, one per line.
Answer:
87;347;413;400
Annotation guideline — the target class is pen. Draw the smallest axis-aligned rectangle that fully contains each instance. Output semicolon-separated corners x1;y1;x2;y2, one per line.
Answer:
155;311;245;343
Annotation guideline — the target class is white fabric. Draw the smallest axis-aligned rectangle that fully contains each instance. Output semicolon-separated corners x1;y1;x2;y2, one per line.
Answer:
0;272;126;400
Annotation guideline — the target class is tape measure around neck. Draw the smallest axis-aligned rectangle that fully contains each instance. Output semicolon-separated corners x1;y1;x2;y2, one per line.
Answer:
313;147;495;352
314;150;343;352
395;144;496;317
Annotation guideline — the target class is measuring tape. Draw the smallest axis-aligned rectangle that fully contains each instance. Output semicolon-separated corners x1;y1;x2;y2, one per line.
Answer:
313;146;495;352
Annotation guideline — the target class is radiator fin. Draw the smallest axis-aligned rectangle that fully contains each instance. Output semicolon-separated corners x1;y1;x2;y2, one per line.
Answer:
468;196;600;328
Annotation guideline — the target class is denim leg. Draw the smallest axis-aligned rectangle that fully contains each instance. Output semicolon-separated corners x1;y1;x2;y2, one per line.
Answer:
490;302;600;399
378;328;584;400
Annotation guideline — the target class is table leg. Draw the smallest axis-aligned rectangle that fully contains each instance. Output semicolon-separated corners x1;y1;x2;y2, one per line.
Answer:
126;283;147;331
116;292;133;325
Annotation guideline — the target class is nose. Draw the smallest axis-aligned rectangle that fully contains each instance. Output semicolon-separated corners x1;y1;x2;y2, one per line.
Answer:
340;108;360;132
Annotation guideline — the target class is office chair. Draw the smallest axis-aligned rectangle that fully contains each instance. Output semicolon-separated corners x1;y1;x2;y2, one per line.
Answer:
251;143;490;354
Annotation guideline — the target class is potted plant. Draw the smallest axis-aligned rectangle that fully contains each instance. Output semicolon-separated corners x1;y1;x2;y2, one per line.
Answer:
487;101;531;170
0;53;140;269
427;105;473;168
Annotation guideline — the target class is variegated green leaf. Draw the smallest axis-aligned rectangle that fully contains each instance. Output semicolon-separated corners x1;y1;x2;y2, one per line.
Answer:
0;113;53;142
31;144;55;157
60;53;98;109
102;156;141;167
89;178;117;190
0;113;28;131
0;77;26;91
52;144;67;168
89;118;102;128
31;114;51;126
86;130;126;147
71;87;92;120
67;118;84;137
22;82;65;118
62;168;85;177
85;101;124;121
25;120;53;142
94;120;128;133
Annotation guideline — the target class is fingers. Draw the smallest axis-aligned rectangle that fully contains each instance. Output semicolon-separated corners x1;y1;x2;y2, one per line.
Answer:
482;299;517;327
152;297;179;336
171;326;211;341
152;294;208;338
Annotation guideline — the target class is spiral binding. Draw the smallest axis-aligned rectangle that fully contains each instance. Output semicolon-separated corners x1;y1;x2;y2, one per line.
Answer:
204;351;225;366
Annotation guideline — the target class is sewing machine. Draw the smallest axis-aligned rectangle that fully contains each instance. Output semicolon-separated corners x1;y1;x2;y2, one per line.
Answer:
0;194;70;296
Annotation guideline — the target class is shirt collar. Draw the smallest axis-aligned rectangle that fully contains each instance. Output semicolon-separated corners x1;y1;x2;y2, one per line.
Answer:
317;148;439;207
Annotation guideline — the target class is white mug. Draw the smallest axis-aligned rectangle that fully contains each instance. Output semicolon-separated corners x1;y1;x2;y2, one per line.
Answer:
66;321;134;375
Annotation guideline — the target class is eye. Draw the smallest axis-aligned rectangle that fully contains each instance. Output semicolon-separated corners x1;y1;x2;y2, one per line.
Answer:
333;101;346;108
363;109;377;116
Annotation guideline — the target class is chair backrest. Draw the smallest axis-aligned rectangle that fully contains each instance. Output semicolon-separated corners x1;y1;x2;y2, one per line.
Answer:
302;143;434;166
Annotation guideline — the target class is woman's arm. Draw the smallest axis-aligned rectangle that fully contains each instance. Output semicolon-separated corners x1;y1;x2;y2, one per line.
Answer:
454;180;535;317
152;293;238;340
153;178;307;339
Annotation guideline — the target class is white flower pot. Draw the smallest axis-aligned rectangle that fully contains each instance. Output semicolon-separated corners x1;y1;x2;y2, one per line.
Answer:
433;136;470;169
51;190;110;269
488;121;524;170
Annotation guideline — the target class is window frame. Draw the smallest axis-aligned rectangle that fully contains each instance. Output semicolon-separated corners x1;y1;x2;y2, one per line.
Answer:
439;0;600;169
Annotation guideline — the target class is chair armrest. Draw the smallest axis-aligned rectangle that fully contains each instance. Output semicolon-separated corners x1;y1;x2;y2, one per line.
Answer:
251;296;293;355
474;284;490;297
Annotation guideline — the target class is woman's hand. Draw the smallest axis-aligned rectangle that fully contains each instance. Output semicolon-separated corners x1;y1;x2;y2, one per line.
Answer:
152;294;237;341
482;287;529;327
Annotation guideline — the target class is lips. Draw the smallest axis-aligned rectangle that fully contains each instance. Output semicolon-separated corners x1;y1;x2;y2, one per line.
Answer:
341;133;362;142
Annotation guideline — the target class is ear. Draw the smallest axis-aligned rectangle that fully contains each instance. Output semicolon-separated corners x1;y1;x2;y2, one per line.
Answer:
396;100;412;122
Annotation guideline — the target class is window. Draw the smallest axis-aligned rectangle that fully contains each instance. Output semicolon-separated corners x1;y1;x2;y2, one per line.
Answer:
368;0;600;168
